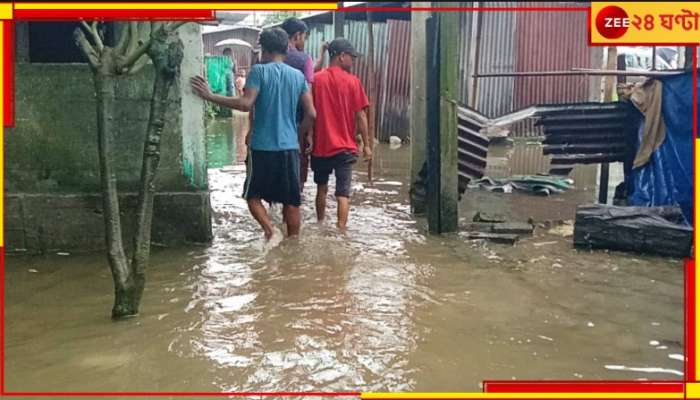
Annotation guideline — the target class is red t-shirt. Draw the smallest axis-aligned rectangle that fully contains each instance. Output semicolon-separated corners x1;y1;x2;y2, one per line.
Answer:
312;66;370;158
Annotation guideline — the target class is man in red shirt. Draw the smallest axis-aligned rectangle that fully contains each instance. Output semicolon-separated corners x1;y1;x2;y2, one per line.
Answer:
311;38;372;230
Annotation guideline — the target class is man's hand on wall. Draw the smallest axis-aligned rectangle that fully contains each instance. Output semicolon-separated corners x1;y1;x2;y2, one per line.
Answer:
190;76;213;101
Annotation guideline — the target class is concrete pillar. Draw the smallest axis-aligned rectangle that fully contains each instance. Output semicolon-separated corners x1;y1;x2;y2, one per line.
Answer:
409;3;430;214
178;22;208;190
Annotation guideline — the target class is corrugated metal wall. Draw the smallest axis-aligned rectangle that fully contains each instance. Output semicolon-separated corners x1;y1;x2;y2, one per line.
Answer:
378;20;411;141
214;4;594;142
307;20;408;142
306;22;334;65
455;2;595;137
473;2;517;118
513;2;591;108
457;3;475;105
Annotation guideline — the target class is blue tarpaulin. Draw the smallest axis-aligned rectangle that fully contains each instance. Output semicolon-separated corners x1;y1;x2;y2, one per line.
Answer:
629;72;696;225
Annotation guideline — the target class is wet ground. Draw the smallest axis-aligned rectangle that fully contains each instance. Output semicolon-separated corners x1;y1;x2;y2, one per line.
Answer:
6;137;685;397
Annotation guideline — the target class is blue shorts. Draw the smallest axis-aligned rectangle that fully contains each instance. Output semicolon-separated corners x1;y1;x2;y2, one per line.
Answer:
243;149;301;206
311;151;358;198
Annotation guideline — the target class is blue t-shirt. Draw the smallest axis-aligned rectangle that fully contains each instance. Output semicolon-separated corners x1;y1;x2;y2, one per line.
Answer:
244;62;308;151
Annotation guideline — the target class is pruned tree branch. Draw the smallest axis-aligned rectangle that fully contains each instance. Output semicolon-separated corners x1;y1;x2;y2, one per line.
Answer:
128;56;150;75
80;20;91;33
121;39;151;72
166;21;187;32
126;22;139;57
74;27;100;68
151;21;164;33
115;22;130;55
91;21;105;53
79;20;104;54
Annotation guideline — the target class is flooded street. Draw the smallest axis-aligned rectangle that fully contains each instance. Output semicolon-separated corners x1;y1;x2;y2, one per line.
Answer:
6;141;684;395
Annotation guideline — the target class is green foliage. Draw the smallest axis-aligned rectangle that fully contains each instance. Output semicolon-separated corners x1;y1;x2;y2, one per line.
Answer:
204;102;232;123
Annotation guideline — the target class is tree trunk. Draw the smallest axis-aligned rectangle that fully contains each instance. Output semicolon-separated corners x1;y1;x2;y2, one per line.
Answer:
94;69;137;318
78;23;184;319
129;28;183;312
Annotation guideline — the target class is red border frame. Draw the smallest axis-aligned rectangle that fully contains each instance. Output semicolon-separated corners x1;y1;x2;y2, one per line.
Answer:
1;3;696;398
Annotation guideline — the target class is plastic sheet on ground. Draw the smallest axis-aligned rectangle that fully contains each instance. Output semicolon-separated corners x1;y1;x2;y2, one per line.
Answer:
468;175;574;196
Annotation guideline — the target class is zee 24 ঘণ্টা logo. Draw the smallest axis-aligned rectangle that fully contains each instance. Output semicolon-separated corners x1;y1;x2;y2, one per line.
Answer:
595;5;630;39
595;4;700;40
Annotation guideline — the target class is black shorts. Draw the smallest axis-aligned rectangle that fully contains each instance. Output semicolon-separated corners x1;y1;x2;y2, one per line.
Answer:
243;149;301;206
311;151;357;198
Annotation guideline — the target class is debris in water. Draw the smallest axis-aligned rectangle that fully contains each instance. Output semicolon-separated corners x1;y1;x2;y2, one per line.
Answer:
473;212;506;223
651;322;661;326
537;335;554;342
157;313;169;321
656;346;669;350
464;222;534;235
468;232;519;245
28;269;38;273
668;354;685;361
649;340;660;346
490;222;534;235
534;241;558;247
548;221;574;237
552;263;563;269
587;322;595;327
57;252;70;256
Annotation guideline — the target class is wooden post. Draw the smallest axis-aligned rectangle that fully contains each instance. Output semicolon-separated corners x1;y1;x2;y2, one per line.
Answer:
334;1;345;38
438;11;459;233
588;46;604;101
469;6;483;108
427;10;459;234
410;3;430;213
366;10;376;184
599;46;617;205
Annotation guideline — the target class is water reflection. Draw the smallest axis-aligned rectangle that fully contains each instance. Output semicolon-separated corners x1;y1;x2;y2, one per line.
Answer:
206;118;236;169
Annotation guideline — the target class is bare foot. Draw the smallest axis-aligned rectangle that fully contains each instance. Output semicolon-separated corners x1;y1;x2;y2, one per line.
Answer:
264;227;284;251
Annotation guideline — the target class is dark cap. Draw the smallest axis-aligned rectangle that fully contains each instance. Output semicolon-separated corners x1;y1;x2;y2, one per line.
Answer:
328;38;360;58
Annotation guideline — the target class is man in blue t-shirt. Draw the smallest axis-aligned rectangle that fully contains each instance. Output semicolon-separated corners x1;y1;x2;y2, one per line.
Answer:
191;28;317;242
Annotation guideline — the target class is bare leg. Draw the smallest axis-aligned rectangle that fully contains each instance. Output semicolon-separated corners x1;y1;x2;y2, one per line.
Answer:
247;198;274;240
316;184;328;222
337;196;350;231
283;205;301;237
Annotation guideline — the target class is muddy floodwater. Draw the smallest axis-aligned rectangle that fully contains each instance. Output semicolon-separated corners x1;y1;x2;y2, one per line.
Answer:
6;140;684;396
